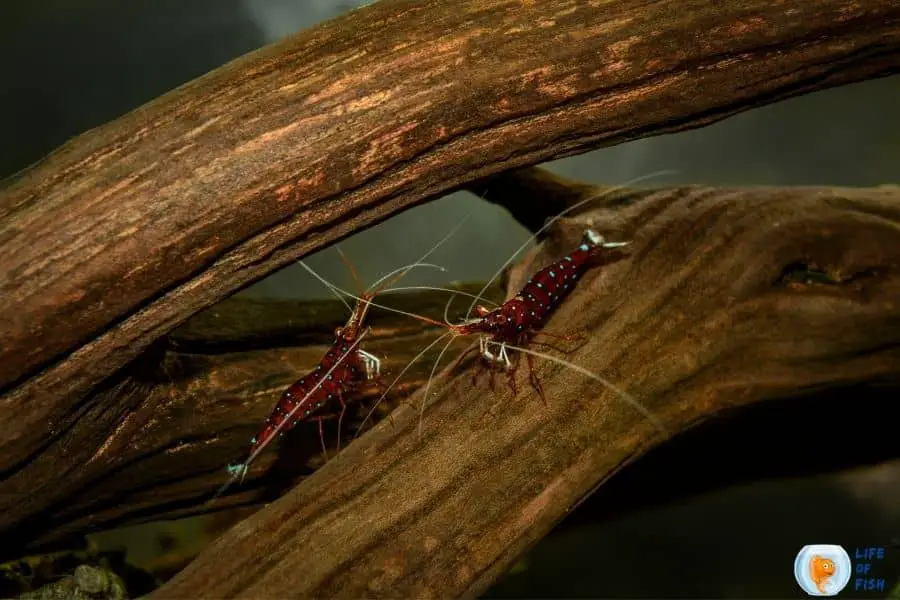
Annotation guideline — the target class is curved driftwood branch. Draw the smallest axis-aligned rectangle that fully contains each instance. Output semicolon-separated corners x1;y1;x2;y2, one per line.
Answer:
1;0;899;538
158;183;900;598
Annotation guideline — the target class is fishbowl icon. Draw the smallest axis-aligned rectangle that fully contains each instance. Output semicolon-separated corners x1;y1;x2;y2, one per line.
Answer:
794;544;852;597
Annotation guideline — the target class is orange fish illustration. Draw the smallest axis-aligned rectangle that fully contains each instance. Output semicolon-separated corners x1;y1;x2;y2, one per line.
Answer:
809;555;836;594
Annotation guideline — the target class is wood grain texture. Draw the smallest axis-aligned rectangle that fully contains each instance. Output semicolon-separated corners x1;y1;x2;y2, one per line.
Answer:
157;183;900;598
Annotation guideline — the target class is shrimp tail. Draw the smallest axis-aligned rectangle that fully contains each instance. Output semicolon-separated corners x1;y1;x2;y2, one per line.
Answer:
206;463;247;506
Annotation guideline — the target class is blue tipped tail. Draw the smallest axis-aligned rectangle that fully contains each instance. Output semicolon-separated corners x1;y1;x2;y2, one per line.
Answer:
206;462;249;506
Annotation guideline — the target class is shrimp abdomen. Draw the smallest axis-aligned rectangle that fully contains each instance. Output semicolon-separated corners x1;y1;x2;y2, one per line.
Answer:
247;349;358;456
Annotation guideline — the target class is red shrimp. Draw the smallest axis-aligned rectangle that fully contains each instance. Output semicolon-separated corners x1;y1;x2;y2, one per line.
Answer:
238;291;379;469
348;227;663;439
449;228;630;400
210;219;469;500
347;171;678;438
213;289;379;500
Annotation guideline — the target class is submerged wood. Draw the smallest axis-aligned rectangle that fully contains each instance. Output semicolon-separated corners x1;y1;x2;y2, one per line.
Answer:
0;0;898;592
158;182;900;598
1;0;899;542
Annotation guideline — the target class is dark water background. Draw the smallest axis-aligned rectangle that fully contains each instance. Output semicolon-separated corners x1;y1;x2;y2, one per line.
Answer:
2;1;898;597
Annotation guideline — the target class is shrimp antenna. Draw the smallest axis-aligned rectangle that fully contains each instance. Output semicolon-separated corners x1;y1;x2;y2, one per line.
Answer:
303;255;354;314
335;245;367;297
367;213;472;296
417;333;458;438
299;217;475;330
378;285;500;309
299;209;468;316
366;263;446;294
297;260;450;329
486;339;668;435
443;293;456;326
464;169;678;320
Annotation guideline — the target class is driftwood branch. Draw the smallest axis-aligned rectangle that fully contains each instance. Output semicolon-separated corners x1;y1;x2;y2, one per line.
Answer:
2;283;503;553
1;0;899;541
157;182;900;598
